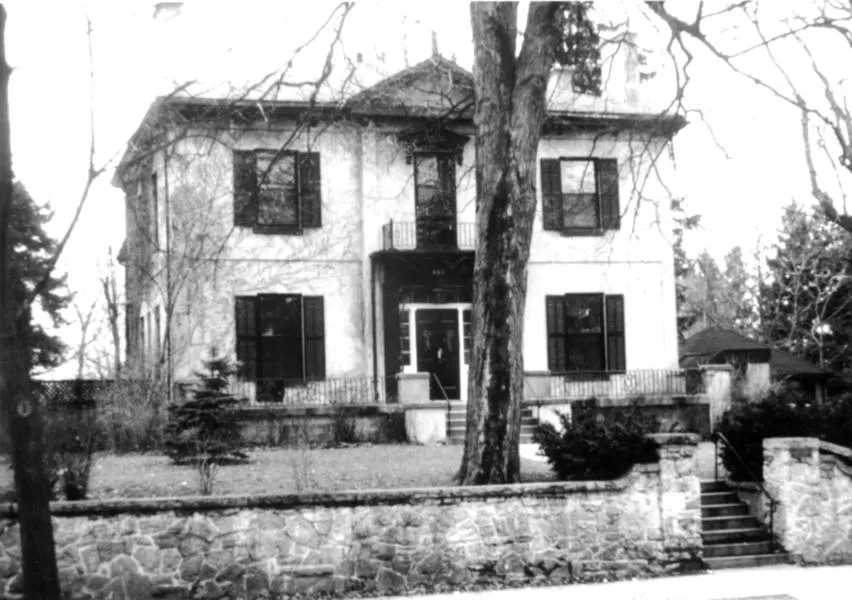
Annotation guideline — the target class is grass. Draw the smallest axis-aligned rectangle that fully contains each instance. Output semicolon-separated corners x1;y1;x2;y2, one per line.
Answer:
0;445;557;500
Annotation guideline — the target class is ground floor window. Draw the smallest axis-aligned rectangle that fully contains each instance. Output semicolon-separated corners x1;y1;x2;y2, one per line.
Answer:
235;294;325;381
546;293;625;372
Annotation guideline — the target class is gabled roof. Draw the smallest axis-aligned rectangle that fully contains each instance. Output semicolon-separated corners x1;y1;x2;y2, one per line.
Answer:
346;54;474;118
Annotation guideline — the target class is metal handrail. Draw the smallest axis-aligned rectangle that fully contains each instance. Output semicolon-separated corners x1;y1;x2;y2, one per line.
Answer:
713;430;779;552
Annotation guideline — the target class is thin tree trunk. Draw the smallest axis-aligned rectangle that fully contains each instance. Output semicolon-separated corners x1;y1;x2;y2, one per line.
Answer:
0;6;62;599
458;2;559;485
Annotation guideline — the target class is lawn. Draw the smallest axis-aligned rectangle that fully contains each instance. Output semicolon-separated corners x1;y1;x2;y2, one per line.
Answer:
0;445;557;500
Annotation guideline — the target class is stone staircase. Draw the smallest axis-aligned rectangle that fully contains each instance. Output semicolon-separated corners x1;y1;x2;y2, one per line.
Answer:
446;404;538;445
700;480;789;569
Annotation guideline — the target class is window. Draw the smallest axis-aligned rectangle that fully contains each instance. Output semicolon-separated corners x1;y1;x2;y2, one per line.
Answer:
414;153;456;248
235;295;325;383
546;294;625;372
154;306;161;360
139;315;145;366
540;158;620;234
150;172;159;247
233;150;321;231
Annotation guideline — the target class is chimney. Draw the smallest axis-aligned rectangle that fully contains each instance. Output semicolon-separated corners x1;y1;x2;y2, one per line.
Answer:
431;31;439;58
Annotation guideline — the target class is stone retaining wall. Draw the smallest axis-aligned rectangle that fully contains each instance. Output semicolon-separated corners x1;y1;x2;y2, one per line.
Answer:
763;437;852;564
0;435;701;599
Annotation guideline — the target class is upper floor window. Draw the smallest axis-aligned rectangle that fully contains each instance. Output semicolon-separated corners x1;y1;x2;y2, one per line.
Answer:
546;293;625;372
233;150;321;232
540;158;620;235
414;153;457;249
150;172;159;248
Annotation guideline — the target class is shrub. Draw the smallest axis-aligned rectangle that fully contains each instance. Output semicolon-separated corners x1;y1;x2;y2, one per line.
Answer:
716;388;818;481
818;392;852;449
164;351;248;495
533;398;658;480
95;378;169;453
42;406;100;500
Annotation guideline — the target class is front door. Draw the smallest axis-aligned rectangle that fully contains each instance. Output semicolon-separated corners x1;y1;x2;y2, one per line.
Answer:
416;309;460;400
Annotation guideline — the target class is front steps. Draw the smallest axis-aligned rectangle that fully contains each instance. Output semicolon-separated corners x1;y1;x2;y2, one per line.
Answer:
446;404;537;445
700;480;789;569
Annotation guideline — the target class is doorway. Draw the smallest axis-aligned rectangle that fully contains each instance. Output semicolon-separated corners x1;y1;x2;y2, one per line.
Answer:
415;309;460;400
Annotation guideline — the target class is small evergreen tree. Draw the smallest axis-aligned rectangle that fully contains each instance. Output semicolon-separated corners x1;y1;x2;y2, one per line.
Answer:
164;349;248;469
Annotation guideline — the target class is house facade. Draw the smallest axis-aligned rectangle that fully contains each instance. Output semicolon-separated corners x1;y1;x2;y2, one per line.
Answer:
115;45;686;404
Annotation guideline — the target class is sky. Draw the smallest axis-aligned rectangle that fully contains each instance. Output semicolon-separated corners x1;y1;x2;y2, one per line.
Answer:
5;0;819;377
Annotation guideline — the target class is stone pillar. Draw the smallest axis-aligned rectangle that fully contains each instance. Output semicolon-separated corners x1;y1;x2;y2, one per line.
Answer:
700;365;733;429
763;437;821;561
396;373;429;404
650;433;702;569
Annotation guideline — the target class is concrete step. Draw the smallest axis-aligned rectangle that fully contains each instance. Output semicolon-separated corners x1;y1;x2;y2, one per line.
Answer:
701;528;771;544
703;540;774;558
702;503;749;518
701;491;739;505
700;480;730;493
703;553;789;570
702;515;760;531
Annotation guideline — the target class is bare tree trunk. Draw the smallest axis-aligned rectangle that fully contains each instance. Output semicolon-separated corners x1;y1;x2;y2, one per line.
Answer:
457;2;559;485
0;7;61;599
101;255;121;376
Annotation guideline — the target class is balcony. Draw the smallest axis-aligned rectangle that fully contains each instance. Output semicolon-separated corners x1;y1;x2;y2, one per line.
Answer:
381;220;475;251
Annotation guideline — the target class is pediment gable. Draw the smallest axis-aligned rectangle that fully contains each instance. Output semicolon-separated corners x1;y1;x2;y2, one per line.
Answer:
347;55;474;118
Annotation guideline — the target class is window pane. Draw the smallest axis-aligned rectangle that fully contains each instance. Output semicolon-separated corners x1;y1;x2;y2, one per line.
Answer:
259;296;301;336
563;193;598;228
257;153;298;226
567;335;605;371
565;295;602;334
259;338;302;379
415;155;438;185
561;160;596;193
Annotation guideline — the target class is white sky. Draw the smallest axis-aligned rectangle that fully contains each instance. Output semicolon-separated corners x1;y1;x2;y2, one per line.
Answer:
5;0;817;377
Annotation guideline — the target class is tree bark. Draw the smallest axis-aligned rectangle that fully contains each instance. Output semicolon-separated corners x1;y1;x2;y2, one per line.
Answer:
457;2;560;485
0;7;62;599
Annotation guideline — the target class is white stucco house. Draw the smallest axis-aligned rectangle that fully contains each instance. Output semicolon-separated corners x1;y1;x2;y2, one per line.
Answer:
114;30;687;406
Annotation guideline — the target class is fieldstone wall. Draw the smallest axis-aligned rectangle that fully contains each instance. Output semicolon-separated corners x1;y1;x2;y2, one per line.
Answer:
0;435;701;599
763;437;852;563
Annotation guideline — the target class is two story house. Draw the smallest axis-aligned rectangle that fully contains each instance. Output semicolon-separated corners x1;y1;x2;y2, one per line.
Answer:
115;43;685;405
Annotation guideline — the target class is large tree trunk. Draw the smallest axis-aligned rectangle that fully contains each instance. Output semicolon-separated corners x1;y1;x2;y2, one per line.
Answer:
457;2;560;485
0;7;62;599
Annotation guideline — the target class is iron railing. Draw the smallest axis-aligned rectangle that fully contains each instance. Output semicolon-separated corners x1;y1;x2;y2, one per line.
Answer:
229;376;397;406
713;430;779;552
381;220;475;251
548;368;703;400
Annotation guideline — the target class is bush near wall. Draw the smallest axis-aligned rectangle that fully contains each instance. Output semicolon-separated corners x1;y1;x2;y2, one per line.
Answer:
716;389;852;480
534;399;659;480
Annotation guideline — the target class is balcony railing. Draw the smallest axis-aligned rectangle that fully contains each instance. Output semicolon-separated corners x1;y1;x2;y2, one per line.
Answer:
228;376;397;406
381;220;475;251
546;369;703;400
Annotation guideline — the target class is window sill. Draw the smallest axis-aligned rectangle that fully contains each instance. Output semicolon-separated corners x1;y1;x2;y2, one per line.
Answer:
560;227;605;237
251;225;304;235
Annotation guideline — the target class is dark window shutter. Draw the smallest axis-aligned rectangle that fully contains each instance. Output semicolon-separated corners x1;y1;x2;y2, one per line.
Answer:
605;294;626;371
540;159;563;231
597;159;620;230
233;151;257;226
299;152;322;228
235;296;258;380
302;296;325;379
546;295;567;371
